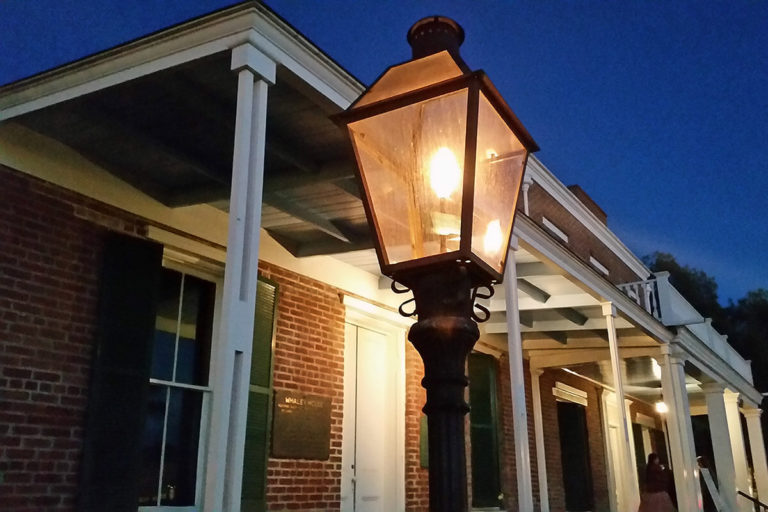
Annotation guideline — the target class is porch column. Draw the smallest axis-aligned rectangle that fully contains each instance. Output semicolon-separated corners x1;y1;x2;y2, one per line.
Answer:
504;236;534;512
743;407;768;504
204;43;276;512
602;302;640;511
530;367;550;512
700;382;738;512
659;348;702;512
724;390;752;511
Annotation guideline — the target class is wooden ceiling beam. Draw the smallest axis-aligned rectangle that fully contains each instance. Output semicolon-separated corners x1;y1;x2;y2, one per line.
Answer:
517;278;550;303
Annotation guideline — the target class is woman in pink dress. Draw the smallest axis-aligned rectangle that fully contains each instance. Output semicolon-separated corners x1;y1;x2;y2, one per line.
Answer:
638;453;676;512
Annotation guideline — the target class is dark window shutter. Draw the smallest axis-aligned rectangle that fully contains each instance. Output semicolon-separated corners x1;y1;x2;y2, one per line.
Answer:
79;233;163;512
468;352;502;508
242;277;278;512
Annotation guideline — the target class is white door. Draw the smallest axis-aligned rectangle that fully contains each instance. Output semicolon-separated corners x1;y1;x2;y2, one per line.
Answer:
602;392;640;512
342;323;402;512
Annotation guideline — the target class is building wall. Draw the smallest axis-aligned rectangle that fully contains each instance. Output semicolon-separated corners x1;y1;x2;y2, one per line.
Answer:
497;354;541;511
405;343;429;511
0;165;142;511
538;367;611;512
526;182;645;285
0;163;665;512
258;262;347;511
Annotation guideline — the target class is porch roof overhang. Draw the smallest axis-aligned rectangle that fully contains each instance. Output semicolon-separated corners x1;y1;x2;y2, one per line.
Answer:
0;1;377;258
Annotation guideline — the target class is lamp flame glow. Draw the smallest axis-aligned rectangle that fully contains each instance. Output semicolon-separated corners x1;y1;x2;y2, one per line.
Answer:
655;401;668;414
483;219;503;255
430;147;461;199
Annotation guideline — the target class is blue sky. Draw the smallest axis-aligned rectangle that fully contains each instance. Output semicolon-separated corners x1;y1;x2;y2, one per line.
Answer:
1;0;766;304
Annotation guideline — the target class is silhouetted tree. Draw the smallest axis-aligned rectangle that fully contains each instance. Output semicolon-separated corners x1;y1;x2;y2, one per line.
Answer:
726;289;768;392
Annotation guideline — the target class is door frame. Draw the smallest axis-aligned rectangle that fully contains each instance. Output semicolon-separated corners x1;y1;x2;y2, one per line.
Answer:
341;297;409;512
601;391;640;512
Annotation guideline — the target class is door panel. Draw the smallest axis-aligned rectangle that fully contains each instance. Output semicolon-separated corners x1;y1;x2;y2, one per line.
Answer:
344;324;399;512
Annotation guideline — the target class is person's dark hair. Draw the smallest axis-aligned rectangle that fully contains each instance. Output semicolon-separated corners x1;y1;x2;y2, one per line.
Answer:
647;452;660;466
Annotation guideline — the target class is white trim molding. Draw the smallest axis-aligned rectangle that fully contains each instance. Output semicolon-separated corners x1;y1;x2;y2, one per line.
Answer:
0;1;362;120
541;216;569;243
553;381;588;406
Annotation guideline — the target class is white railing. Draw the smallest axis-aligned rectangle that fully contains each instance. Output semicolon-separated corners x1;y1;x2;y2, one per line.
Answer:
617;271;753;384
617;278;661;321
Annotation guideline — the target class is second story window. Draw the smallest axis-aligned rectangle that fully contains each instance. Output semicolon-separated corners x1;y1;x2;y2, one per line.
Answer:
542;216;569;243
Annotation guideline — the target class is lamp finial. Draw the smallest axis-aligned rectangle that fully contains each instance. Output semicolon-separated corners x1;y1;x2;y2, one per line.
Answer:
407;16;465;59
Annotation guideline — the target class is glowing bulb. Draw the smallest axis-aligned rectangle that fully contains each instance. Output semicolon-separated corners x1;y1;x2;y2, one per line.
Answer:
655;401;668;414
430;147;461;199
483;219;503;255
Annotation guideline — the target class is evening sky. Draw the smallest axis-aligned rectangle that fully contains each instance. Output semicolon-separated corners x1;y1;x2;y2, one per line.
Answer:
1;0;765;303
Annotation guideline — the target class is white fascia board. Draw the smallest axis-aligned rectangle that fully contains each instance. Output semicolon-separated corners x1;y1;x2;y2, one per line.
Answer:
674;329;762;407
241;11;363;107
514;214;673;344
0;2;362;120
526;156;650;280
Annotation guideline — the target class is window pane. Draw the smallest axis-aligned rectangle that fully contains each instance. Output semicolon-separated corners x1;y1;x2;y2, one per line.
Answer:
175;275;215;386
349;89;468;265
138;385;167;506
471;91;526;274
160;388;203;506
151;270;182;381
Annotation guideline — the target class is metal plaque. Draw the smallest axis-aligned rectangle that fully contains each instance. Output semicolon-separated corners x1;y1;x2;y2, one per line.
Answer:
271;390;332;460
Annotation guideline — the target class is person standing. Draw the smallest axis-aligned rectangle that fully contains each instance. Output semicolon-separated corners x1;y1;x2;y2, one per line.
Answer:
638;453;677;512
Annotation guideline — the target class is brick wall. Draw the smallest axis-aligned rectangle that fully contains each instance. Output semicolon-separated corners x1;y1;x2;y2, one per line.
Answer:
404;342;429;511
496;355;542;511
258;262;347;511
526;182;646;285
0;165;142;511
539;367;610;512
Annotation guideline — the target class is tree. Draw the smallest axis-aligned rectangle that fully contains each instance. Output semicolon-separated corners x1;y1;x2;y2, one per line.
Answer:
642;252;726;330
726;289;768;392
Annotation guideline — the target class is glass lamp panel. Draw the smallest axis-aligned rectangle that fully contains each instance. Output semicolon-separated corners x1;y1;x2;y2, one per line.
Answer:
471;92;527;274
354;51;464;107
348;89;469;266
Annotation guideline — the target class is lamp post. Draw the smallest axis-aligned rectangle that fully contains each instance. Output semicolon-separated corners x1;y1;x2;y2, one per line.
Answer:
337;16;538;511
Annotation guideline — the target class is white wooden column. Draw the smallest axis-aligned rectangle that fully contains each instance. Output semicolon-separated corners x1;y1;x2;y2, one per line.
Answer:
659;348;702;512
724;390;752;511
701;382;738;512
743;407;768;504
504;236;534;512
602;302;640;511
204;43;275;512
530;366;550;512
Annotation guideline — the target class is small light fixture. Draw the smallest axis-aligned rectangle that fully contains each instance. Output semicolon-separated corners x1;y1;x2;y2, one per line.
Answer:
655;401;669;414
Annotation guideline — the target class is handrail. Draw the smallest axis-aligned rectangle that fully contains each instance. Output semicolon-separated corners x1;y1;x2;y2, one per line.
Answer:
738;489;768;511
616;278;661;320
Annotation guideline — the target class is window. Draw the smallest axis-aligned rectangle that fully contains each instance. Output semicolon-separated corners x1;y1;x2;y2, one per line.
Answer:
138;268;216;510
589;255;609;276
468;352;502;508
542;216;569;243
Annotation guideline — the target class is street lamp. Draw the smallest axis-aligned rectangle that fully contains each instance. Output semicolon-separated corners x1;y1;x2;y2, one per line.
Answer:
337;16;538;511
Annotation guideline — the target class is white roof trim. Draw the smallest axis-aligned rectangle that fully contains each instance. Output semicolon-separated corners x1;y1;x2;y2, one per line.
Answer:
526;156;650;280
673;329;762;407
0;1;362;120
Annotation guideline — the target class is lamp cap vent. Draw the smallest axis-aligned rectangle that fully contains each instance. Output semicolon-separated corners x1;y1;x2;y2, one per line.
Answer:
407;16;465;59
